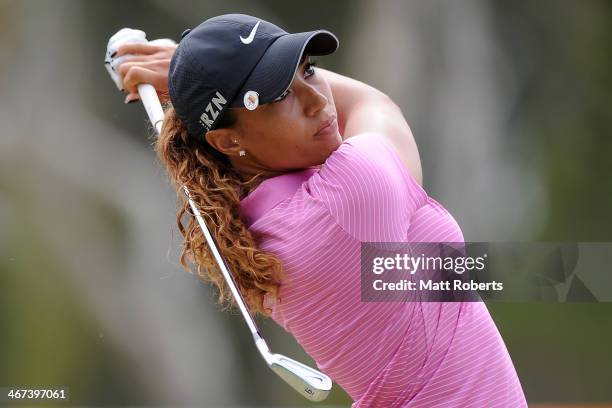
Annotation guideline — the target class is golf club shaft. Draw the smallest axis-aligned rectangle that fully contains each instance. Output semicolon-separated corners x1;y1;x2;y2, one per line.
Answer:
137;83;264;342
135;82;331;401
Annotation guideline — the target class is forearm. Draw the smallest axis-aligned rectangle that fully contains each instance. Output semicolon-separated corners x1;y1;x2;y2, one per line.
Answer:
317;68;384;138
317;67;423;185
318;67;411;140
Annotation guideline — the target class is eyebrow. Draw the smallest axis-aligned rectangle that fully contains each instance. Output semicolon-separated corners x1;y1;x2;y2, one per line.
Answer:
299;53;310;66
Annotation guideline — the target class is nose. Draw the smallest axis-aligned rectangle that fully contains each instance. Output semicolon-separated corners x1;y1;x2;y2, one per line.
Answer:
299;83;328;117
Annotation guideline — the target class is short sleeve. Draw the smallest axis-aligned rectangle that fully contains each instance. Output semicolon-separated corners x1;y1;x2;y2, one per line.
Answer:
305;132;426;241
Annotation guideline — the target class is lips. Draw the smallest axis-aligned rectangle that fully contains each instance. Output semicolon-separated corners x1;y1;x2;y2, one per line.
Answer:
315;115;337;137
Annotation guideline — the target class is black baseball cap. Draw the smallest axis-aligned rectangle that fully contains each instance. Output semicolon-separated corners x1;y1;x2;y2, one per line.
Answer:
168;14;339;139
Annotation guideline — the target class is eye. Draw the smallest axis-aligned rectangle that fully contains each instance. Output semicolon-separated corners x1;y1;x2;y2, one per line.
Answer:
304;60;317;78
273;60;318;103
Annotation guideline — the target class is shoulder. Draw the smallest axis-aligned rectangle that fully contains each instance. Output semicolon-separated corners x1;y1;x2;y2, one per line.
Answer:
305;132;426;241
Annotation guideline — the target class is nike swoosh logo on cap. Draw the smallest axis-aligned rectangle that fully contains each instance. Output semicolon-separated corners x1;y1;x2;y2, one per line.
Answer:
240;21;260;44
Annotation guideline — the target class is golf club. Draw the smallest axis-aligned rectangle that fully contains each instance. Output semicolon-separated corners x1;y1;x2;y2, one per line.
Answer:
104;28;333;402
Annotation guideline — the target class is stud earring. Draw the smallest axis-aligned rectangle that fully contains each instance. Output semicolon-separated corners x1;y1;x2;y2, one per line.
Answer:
239;149;246;157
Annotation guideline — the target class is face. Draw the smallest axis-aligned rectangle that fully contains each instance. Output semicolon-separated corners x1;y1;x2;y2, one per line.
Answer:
205;56;343;177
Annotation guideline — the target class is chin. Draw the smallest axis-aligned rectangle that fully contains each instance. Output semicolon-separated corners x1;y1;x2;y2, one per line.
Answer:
321;140;342;161
330;133;343;148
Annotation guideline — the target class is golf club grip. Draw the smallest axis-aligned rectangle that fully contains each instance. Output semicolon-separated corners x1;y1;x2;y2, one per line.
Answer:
137;84;164;134
137;86;261;336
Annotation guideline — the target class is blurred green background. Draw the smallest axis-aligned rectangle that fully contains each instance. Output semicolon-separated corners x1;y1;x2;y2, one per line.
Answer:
1;0;611;406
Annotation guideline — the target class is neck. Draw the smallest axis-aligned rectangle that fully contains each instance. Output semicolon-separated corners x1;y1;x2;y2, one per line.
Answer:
230;157;286;182
229;158;323;199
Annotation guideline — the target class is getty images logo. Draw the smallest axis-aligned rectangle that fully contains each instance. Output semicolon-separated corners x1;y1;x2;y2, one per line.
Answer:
199;91;227;131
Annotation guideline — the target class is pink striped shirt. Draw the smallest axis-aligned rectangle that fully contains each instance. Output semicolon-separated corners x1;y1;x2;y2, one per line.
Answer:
240;133;527;407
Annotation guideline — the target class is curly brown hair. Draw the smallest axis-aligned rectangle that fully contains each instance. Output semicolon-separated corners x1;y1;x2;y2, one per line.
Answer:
155;105;285;317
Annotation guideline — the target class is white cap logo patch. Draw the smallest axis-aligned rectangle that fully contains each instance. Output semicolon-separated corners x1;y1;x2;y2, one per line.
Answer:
244;90;259;110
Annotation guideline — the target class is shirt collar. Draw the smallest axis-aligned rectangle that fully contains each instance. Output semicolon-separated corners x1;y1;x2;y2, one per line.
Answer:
239;167;318;228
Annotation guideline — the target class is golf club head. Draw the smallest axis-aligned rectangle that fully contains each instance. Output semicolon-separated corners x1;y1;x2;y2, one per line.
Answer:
269;353;332;402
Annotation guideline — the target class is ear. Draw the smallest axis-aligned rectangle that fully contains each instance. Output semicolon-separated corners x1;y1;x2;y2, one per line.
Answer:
204;128;241;156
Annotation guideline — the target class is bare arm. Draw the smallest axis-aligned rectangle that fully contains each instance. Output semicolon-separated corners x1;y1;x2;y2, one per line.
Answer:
318;68;423;186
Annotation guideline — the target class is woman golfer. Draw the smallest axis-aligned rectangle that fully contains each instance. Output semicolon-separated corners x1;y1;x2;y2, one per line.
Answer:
115;14;527;407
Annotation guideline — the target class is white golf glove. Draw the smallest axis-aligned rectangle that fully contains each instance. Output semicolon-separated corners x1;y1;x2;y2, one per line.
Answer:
104;27;176;91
